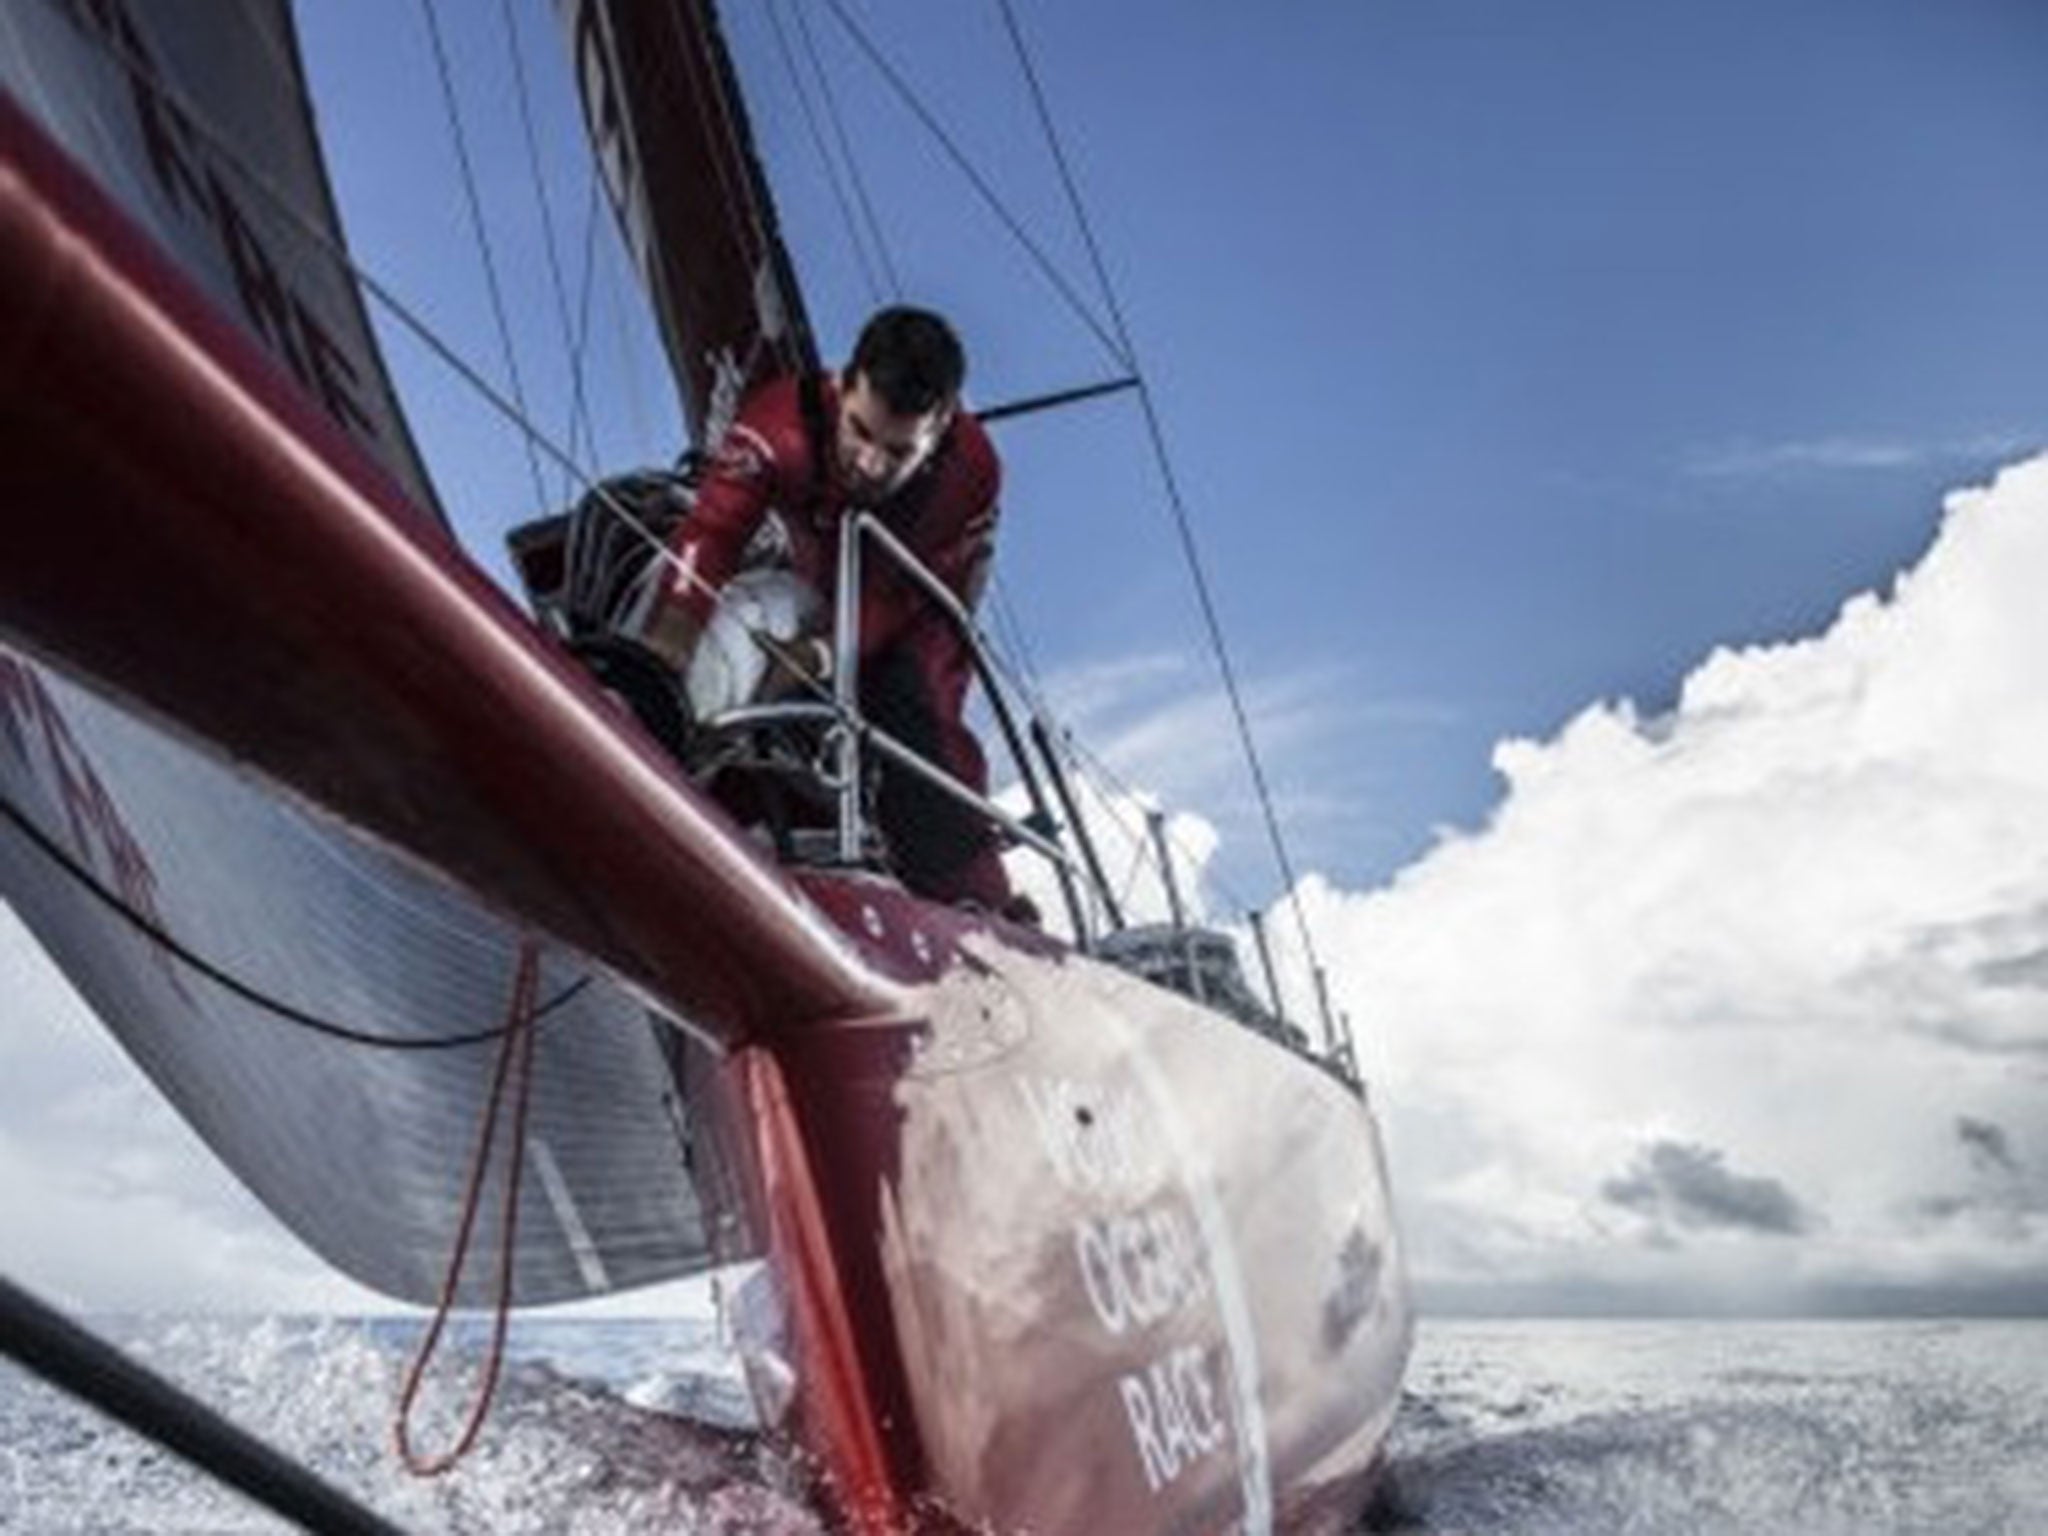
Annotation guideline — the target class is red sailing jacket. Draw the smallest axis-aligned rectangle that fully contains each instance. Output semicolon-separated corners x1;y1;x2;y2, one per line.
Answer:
666;374;1000;653
665;373;1011;904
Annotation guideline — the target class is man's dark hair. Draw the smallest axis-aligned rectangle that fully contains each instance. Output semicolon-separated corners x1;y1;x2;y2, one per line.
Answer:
848;306;965;416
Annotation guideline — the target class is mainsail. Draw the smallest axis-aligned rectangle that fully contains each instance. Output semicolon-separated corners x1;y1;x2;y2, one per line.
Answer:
559;0;817;443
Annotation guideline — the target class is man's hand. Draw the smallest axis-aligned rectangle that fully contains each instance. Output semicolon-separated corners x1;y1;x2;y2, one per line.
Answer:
760;636;834;700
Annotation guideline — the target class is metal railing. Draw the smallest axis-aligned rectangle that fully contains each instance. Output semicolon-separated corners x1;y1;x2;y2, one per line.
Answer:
693;514;1362;1089
698;511;1092;943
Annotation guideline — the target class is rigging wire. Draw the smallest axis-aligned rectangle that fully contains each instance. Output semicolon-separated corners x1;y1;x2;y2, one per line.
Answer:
765;8;1136;922
765;0;887;306
39;0;591;507
787;0;903;299
417;0;549;517
816;0;1130;373
38;0;1070;789
774;11;1199;939
778;10;1062;718
45;0;680;635
0;793;591;1050
563;171;606;475
986;576;1050;708
1115;833;1149;921
1060;724;1262;927
26;0;1106;984
498;0;598;509
601;212;658;456
994;0;1339;1047
559;173;606;595
796;1;1288;961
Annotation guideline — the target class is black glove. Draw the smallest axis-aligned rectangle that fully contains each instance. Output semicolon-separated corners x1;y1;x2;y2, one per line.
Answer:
568;634;692;758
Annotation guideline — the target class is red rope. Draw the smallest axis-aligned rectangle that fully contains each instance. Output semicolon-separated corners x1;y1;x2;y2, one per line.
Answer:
393;938;543;1476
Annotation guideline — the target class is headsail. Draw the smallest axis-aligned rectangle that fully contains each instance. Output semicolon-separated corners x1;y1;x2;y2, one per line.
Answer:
0;0;439;513
0;657;718;1305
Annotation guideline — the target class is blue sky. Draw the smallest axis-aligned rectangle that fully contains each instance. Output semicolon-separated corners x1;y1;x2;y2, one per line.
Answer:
292;0;2048;910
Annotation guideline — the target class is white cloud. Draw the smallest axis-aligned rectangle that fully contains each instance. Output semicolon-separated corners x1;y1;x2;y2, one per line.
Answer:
1000;774;1223;943
1048;655;1336;815
1269;452;2048;1308
995;652;1451;907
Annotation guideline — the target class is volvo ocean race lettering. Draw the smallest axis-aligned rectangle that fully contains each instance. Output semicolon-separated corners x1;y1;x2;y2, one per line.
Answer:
1074;1203;1209;1336
1118;1343;1229;1493
1018;1074;1157;1195
1021;1072;1237;1498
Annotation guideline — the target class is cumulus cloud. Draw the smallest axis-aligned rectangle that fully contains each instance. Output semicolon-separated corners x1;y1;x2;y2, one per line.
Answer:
1955;1116;2019;1176
1601;1141;1815;1238
1264;452;2048;1311
999;771;1223;941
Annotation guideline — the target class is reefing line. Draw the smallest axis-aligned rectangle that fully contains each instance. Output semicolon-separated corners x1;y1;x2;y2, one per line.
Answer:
393;938;542;1477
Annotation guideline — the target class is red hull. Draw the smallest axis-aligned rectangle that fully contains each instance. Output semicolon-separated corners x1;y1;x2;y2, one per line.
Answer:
752;874;1410;1533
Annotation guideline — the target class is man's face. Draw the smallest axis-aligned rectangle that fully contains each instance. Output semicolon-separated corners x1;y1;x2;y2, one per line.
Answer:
835;373;950;505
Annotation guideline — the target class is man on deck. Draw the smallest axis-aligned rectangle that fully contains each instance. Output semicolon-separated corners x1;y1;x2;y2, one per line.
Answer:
642;305;1014;910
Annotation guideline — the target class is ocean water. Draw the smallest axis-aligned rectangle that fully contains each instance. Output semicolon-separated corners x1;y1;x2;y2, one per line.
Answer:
1376;1319;2048;1535
1;1315;2042;1533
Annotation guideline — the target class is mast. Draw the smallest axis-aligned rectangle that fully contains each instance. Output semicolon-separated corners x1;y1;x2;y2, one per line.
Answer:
1145;808;1188;931
1247;906;1284;1017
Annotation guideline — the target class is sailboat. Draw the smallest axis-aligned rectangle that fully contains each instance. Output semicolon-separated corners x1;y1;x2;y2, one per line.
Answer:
0;1;1411;1530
